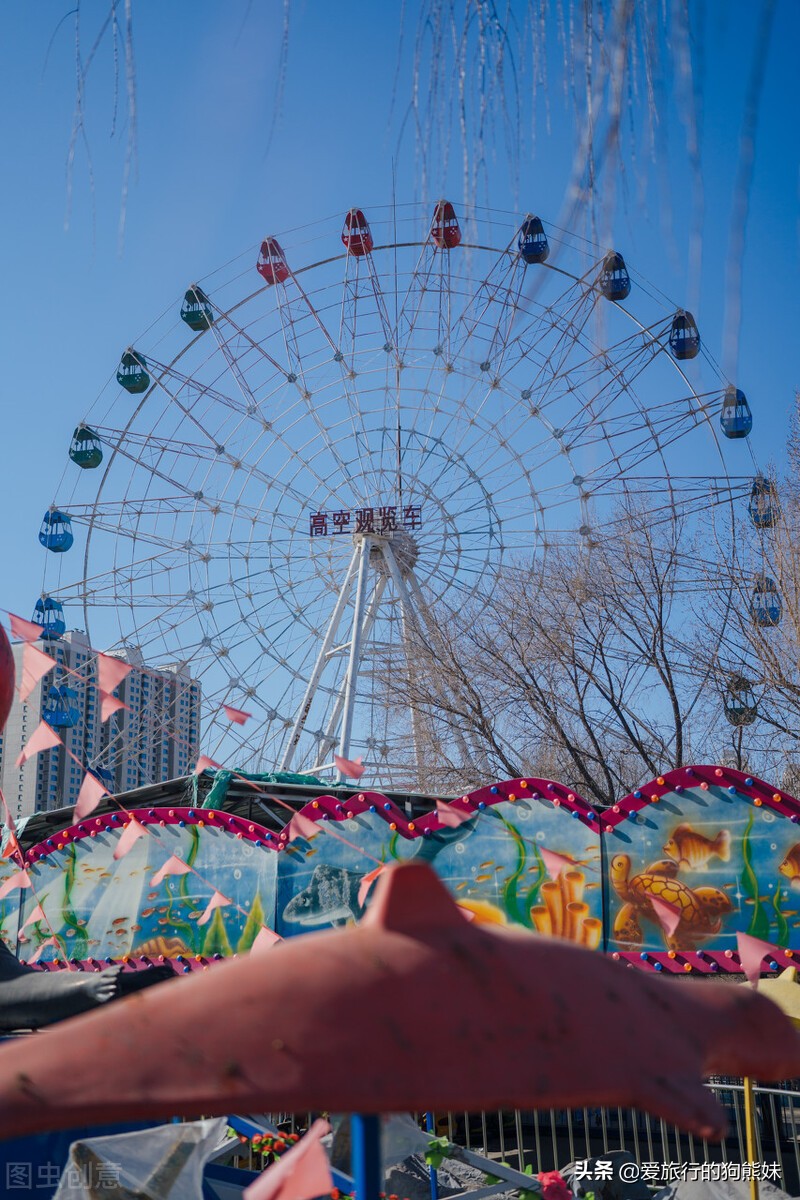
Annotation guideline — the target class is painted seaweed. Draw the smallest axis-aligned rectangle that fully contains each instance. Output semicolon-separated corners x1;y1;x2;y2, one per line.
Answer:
59;844;88;960
202;906;233;957
740;811;770;940
237;891;266;953
496;813;532;928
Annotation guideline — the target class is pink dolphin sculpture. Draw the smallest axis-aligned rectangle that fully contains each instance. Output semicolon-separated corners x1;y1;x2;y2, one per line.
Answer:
0;861;797;1140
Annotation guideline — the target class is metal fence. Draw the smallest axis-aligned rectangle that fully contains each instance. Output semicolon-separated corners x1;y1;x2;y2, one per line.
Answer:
265;1081;800;1195
424;1082;800;1194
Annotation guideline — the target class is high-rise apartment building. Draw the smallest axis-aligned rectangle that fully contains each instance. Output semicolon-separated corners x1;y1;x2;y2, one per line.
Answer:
0;631;201;821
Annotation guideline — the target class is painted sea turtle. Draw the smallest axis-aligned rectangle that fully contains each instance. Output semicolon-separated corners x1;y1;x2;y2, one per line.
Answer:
610;854;733;952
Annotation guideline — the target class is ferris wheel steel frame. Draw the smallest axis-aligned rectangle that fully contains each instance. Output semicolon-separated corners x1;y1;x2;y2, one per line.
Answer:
42;207;750;789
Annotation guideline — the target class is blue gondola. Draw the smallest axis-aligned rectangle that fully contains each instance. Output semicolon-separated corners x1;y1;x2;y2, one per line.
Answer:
518;215;549;264
724;673;758;727
748;475;780;529
720;386;752;439
32;596;66;641
43;686;80;729
117;349;150;394
751;576;782;627
38;509;74;553
598;251;631;301
69;425;103;469
668;310;700;360
180;285;214;332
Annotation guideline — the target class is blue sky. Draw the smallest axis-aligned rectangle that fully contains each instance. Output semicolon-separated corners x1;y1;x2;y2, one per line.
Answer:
0;0;797;633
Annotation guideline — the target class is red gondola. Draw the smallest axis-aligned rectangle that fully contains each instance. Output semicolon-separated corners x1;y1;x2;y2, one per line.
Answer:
430;200;461;249
256;237;290;285
341;209;373;257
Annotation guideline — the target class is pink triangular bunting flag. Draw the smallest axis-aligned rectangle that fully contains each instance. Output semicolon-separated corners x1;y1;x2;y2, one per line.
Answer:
113;817;147;860
9;613;43;643
20;903;46;933
649;893;682;939
97;653;132;694
252;926;282;952
223;705;252;725
243;1118;332;1200
334;753;365;780
15;720;61;766
737;931;780;987
0;869;31;901
20;643;56;702
151;854;192;887
193;755;222;775
358;863;385;908
436;799;473;827
101;692;130;722
197;890;231;926
74;772;109;821
286;812;320;842
29;936;59;964
539;846;579;882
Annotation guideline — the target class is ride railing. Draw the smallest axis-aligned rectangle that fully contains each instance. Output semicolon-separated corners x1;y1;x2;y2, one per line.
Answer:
262;1081;800;1196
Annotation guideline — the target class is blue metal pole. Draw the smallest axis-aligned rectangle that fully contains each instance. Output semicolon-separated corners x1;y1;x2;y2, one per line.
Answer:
351;1113;381;1200
425;1113;439;1200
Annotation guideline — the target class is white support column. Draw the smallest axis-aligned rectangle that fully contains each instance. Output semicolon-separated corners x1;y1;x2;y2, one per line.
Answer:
337;537;372;765
279;545;361;771
379;543;427;782
315;574;387;768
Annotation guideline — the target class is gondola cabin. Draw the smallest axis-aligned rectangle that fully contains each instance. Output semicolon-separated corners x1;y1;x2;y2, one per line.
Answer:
38;510;74;554
720;386;752;439
180;285;214;332
341;210;374;257
751;576;782;627
669;311;700;360
598;252;631;301
748;476;780;529
117;350;150;395
257;238;290;285
32;596;66;641
430;201;461;249
518;215;549;264
43;685;80;729
69;426;102;470
724;673;758;727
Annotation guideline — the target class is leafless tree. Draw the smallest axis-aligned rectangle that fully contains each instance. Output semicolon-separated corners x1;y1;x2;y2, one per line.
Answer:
698;397;800;780
387;501;717;804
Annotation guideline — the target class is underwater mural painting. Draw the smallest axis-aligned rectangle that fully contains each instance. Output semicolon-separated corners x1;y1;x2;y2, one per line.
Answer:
4;766;800;970
15;813;277;963
275;782;602;942
603;766;800;960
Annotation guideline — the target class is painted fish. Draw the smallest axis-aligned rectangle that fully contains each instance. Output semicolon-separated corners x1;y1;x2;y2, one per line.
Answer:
141;907;156;919
663;825;730;870
132;935;190;958
147;892;159;901
779;844;800;884
282;864;367;927
456;898;507;926
474;873;493;882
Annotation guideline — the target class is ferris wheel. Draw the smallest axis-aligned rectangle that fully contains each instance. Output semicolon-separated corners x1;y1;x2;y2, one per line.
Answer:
38;202;752;789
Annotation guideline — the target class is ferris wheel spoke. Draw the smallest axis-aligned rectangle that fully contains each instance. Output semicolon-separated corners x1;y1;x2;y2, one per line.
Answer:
43;205;737;787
